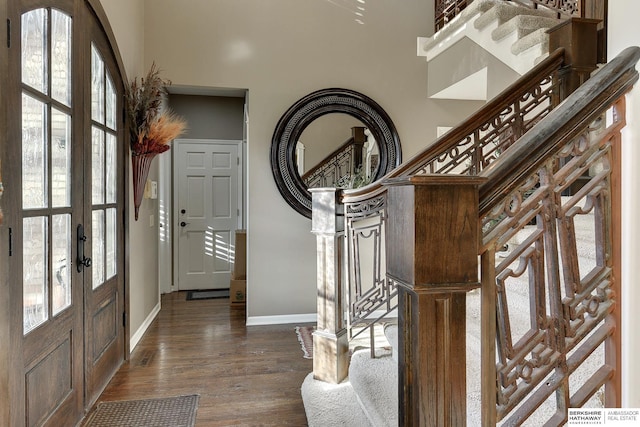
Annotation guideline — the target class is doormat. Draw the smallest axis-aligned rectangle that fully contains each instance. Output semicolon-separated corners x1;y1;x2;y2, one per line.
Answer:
186;289;230;300
295;326;315;359
84;394;199;427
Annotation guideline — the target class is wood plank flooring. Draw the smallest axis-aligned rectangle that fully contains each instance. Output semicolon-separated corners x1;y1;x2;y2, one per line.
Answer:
84;292;313;426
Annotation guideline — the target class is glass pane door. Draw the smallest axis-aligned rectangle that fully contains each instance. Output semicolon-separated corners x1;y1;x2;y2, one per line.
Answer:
90;44;118;290
21;7;73;334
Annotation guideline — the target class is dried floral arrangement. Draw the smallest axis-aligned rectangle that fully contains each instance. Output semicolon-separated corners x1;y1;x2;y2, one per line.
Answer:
126;63;186;155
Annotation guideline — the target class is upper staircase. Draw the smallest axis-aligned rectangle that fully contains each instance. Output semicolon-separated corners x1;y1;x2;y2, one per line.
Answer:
419;0;591;100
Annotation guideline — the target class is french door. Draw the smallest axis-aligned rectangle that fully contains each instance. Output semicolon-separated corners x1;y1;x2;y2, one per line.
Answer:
5;0;126;425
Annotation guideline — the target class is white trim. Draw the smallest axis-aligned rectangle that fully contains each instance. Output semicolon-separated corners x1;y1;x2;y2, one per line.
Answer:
129;302;161;352
245;309;397;326
246;313;317;326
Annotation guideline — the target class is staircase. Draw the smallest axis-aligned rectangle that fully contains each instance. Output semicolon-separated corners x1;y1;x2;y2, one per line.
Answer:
302;206;606;426
301;324;399;427
304;0;639;424
419;0;566;100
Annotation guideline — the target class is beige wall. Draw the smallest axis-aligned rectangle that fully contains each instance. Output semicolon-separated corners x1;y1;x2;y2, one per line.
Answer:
97;0;640;402
100;0;160;341
140;0;482;321
608;0;640;407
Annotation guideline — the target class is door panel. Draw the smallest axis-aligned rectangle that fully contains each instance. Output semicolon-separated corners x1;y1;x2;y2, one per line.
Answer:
7;1;126;425
13;3;84;425
83;26;125;407
176;141;241;290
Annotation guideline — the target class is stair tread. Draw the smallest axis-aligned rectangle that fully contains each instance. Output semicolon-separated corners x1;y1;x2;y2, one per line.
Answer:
511;27;550;55
474;1;558;31
492;15;564;41
349;348;398;427
383;323;398;362
301;373;372;427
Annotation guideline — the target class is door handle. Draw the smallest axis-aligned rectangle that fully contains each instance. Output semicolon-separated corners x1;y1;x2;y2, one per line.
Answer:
77;224;92;272
180;221;189;227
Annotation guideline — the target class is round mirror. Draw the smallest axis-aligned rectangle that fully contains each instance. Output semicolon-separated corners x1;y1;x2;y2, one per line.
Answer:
271;88;402;218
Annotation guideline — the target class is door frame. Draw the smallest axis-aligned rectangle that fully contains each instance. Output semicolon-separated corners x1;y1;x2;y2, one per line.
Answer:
172;138;244;292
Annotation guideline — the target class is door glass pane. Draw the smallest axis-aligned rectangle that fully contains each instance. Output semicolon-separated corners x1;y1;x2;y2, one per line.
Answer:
22;93;47;209
106;74;116;130
92;210;105;289
52;214;71;315
92;126;104;204
21;9;47;93
51;10;71;106
91;45;104;124
52;108;71;207
106;208;116;280
106;133;116;203
24;216;48;334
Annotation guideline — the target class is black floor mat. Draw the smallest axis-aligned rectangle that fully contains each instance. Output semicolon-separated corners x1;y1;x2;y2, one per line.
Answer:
186;289;230;300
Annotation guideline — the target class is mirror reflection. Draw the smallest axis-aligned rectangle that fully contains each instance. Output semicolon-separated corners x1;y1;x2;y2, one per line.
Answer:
296;113;380;189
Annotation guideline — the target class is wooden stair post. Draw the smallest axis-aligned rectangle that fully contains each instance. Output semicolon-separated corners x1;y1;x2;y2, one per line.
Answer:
548;17;600;102
310;188;349;384
383;175;486;427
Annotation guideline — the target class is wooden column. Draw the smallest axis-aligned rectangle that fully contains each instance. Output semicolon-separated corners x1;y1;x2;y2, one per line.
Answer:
310;188;349;384
351;126;366;173
383;175;486;427
548;17;600;101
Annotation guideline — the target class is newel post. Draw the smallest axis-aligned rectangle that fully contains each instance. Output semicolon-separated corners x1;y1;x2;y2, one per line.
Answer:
548;17;600;102
383;175;486;427
310;188;349;384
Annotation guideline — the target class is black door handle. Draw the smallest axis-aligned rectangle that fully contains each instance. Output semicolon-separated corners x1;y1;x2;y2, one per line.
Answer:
180;221;189;227
77;224;92;272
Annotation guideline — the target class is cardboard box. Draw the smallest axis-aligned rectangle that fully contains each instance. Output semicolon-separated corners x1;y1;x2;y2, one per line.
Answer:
230;272;246;305
234;229;246;280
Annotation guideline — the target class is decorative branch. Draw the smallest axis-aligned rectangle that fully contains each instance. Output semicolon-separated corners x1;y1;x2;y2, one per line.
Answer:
125;63;186;155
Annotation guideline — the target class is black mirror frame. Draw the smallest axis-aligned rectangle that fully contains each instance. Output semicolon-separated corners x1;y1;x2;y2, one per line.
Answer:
270;88;402;218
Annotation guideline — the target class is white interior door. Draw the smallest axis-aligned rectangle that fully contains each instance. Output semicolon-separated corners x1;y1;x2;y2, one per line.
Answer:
175;140;241;290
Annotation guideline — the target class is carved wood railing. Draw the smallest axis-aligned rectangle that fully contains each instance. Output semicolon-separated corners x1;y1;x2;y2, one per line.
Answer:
476;45;640;425
311;47;570;383
385;46;639;426
435;0;470;31
302;127;367;189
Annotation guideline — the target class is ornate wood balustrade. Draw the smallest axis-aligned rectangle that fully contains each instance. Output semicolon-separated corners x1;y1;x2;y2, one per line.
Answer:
312;46;569;383
435;0;470;31
311;14;640;427
475;46;640;425
302;127;367;189
435;1;607;61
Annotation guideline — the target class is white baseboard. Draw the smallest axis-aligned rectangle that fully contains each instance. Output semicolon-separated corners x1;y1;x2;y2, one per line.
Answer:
246;313;317;326
245;309;398;327
129;302;161;352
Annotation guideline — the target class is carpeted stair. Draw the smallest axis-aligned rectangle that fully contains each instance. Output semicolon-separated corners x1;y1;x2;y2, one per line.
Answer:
301;325;397;427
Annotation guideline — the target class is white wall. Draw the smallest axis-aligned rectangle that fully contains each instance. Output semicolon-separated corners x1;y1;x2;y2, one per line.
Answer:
608;0;640;408
141;0;483;322
99;0;161;345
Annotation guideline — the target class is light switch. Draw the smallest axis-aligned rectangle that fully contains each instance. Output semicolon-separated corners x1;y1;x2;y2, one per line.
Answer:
149;214;154;227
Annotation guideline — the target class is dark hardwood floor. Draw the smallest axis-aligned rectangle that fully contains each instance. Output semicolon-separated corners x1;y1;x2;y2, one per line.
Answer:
85;292;313;426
